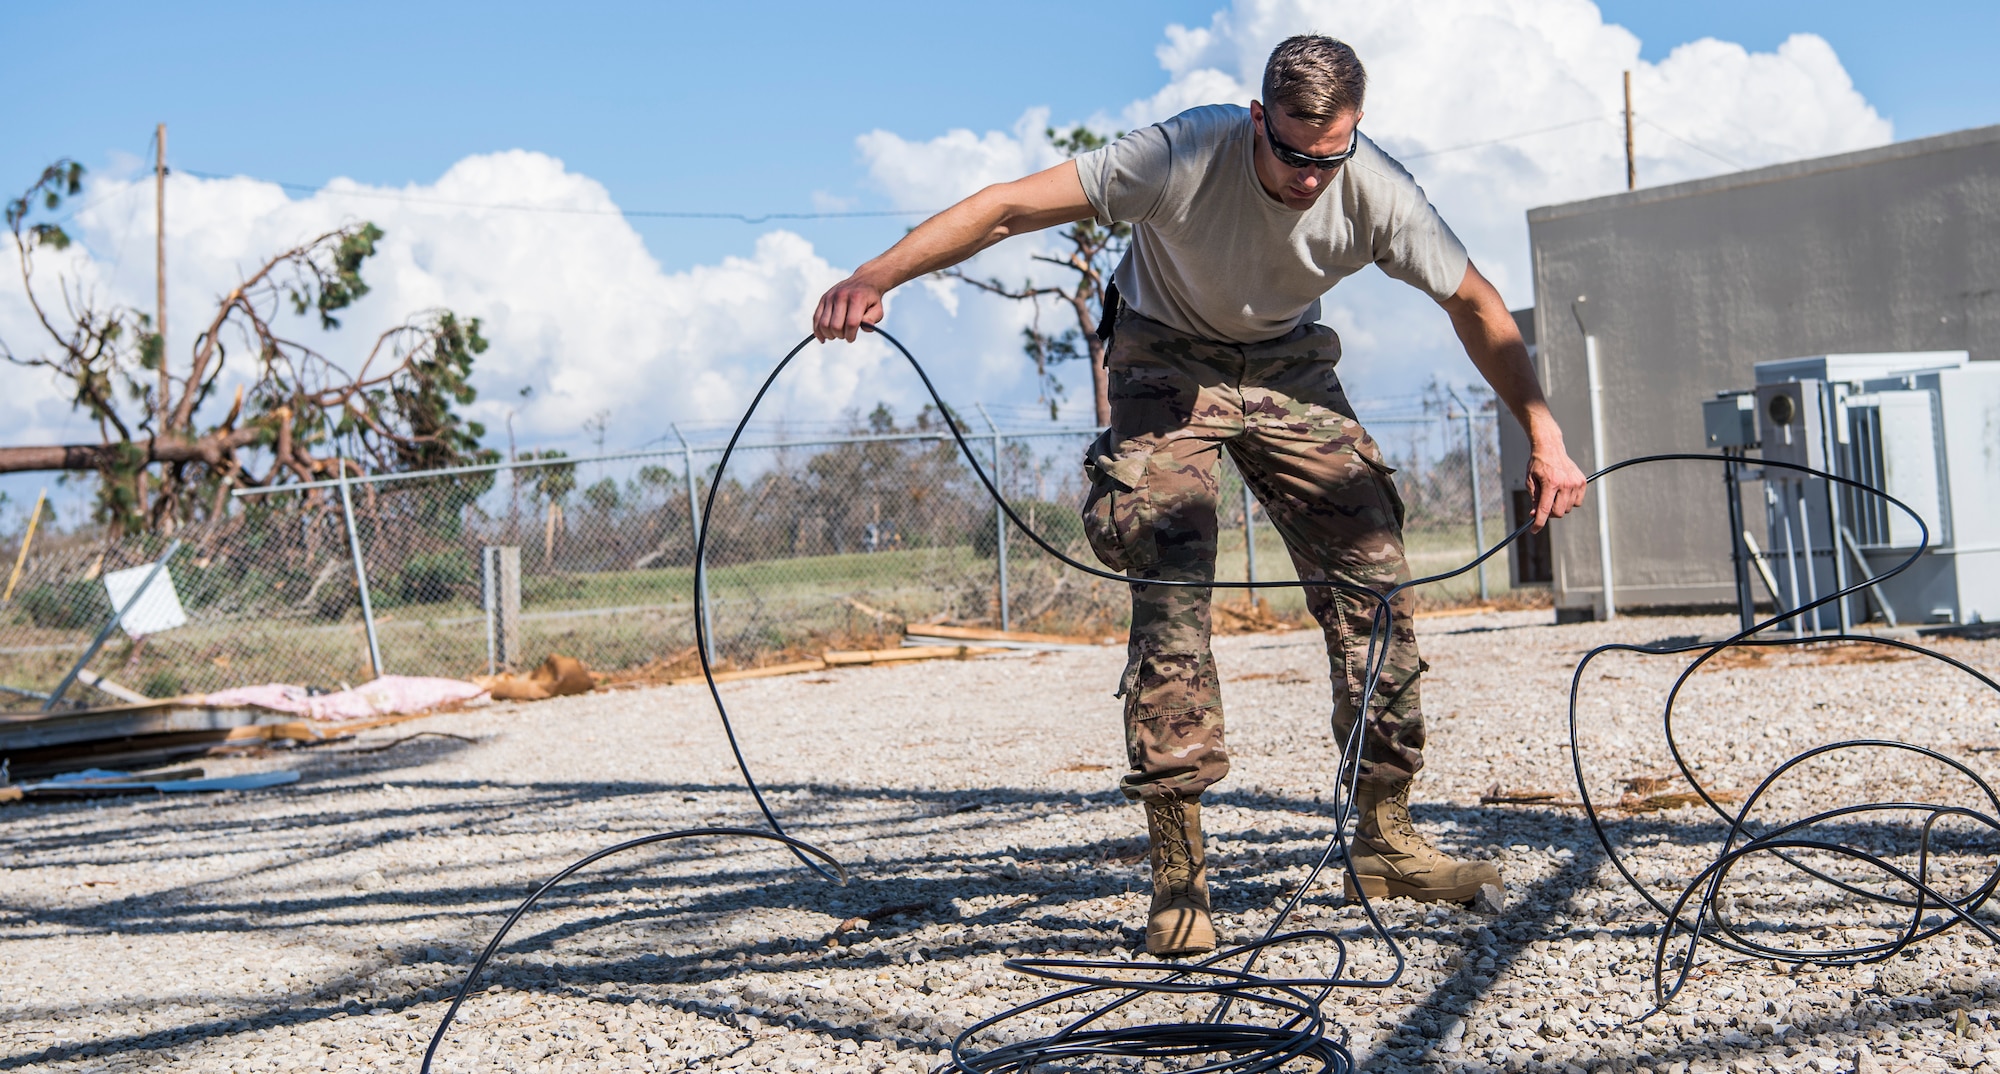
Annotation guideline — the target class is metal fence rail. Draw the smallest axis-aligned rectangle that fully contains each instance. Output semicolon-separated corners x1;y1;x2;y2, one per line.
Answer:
0;410;1507;709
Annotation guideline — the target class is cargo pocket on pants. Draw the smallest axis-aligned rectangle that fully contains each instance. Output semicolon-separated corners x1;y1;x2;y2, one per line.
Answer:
1358;452;1407;531
1081;429;1159;572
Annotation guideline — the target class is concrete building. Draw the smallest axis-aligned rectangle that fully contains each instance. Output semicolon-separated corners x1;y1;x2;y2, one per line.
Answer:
1501;123;2000;620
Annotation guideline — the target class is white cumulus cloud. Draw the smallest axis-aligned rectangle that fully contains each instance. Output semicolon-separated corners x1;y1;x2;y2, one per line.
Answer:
858;0;1893;406
0;151;968;463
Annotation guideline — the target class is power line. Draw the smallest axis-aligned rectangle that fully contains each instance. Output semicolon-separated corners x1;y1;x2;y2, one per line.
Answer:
1388;110;1751;176
1400;116;1616;161
1636;116;1746;170
173;114;1741;228
177;169;934;224
43;177;145;227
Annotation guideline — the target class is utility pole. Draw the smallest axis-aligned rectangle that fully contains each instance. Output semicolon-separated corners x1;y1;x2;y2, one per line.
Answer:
154;123;170;415
1616;71;1632;192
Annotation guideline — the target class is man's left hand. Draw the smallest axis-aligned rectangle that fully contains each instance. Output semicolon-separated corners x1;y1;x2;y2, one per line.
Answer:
1525;443;1587;532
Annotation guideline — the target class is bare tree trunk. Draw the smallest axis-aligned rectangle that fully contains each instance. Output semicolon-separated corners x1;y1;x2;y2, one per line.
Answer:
1064;290;1113;426
0;428;262;473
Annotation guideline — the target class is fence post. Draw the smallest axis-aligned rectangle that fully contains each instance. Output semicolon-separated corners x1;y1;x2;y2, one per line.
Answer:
1448;389;1489;601
976;404;1008;632
673;424;717;664
1240;477;1258;599
328;420;384;678
482;546;521;673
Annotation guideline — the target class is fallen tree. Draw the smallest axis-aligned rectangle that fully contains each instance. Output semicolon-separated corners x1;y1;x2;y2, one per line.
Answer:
2;159;498;533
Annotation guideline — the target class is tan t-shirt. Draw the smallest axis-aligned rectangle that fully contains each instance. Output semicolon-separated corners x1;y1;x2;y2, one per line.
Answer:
1075;104;1469;344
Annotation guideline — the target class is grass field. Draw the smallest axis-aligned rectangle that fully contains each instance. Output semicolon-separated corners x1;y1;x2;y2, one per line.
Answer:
0;523;1523;708
1210;514;1520;617
0;545;999;703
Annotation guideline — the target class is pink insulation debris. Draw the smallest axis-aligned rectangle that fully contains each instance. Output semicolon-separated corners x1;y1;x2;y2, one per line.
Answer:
202;676;487;721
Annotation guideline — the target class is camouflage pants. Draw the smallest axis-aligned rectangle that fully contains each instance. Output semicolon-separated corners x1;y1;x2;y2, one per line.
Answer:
1081;310;1426;802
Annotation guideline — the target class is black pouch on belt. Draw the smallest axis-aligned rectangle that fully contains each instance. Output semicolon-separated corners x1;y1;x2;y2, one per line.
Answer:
1094;281;1121;357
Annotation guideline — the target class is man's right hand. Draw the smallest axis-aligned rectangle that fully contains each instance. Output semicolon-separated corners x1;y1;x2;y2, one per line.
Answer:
813;273;887;343
810;160;1095;343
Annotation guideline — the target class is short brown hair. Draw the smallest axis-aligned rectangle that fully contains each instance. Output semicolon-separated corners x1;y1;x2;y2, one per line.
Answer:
1262;35;1366;123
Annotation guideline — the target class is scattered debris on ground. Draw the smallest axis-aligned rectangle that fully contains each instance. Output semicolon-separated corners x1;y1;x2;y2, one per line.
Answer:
1210;596;1301;634
665;644;1001;686
475;654;596;701
1;766;298;803
202;675;487;720
0;692;472;783
906;622;1116;647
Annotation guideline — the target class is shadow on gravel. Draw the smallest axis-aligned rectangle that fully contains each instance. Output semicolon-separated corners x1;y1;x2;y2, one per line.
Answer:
1350;803;1986;1073
1433;621;1546;636
1346;803;1614;1070
4;783;1978;1071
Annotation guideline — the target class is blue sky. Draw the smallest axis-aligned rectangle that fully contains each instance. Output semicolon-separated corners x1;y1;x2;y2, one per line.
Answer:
3;0;1209;275
6;1;1993;277
1599;1;1998;140
1;0;1995;486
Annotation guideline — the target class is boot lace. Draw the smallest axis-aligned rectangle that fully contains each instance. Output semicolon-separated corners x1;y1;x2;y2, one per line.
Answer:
1381;782;1423;846
1147;797;1195;895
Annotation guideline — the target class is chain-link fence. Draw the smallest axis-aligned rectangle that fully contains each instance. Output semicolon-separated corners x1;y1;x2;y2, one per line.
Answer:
0;408;1515;710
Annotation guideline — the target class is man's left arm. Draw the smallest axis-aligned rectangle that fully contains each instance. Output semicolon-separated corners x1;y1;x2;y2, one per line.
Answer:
1438;262;1587;532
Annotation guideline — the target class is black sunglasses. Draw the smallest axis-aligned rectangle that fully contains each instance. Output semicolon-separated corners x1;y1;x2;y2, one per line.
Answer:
1261;109;1359;171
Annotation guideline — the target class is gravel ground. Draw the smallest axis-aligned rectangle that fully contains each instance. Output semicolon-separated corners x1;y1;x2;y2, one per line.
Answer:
6;609;2000;1074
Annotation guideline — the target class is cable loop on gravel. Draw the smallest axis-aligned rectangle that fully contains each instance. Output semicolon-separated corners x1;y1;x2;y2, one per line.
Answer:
1565;456;2000;1012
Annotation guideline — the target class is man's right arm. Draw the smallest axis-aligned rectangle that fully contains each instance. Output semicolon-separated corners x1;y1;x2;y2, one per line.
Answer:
812;159;1097;342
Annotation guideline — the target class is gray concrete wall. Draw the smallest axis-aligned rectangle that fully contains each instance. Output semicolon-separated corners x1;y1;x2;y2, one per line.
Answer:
1521;124;2000;615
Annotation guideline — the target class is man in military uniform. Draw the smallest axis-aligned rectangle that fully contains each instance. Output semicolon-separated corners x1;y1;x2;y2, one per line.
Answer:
814;35;1587;957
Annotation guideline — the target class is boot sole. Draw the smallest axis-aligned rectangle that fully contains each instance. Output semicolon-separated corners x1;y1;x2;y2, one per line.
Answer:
1147;911;1216;957
1344;873;1490;904
1146;923;1217;957
1147;940;1217;957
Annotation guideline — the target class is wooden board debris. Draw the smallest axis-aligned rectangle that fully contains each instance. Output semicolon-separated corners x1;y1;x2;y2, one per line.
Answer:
905;624;1103;646
664;644;1006;687
824;645;992;666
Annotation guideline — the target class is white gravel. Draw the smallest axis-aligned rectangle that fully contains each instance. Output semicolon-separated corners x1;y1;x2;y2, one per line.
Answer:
5;608;2000;1074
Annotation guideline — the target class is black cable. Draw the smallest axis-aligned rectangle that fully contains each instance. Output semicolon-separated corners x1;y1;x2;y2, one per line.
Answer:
418;329;1997;1072
1558;454;2000;1013
417;829;845;1073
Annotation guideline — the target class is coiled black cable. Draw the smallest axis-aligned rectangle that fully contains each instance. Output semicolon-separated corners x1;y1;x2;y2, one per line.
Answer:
1560;454;2000;1013
418;327;1996;1071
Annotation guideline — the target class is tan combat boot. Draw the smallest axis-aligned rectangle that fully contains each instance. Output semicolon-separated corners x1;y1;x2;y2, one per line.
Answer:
1142;794;1216;957
1345;779;1501;903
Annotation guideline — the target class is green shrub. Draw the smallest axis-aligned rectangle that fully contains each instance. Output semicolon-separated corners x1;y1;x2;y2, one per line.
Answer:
16;580;112;631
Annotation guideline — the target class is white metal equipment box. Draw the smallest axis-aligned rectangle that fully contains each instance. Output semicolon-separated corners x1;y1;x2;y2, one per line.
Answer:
1751;352;2000;626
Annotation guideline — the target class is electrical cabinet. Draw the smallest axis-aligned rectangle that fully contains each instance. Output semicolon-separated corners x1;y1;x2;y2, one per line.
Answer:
1843;389;1942;550
1754;379;1830;470
1702;393;1758;450
1740;352;2000;627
